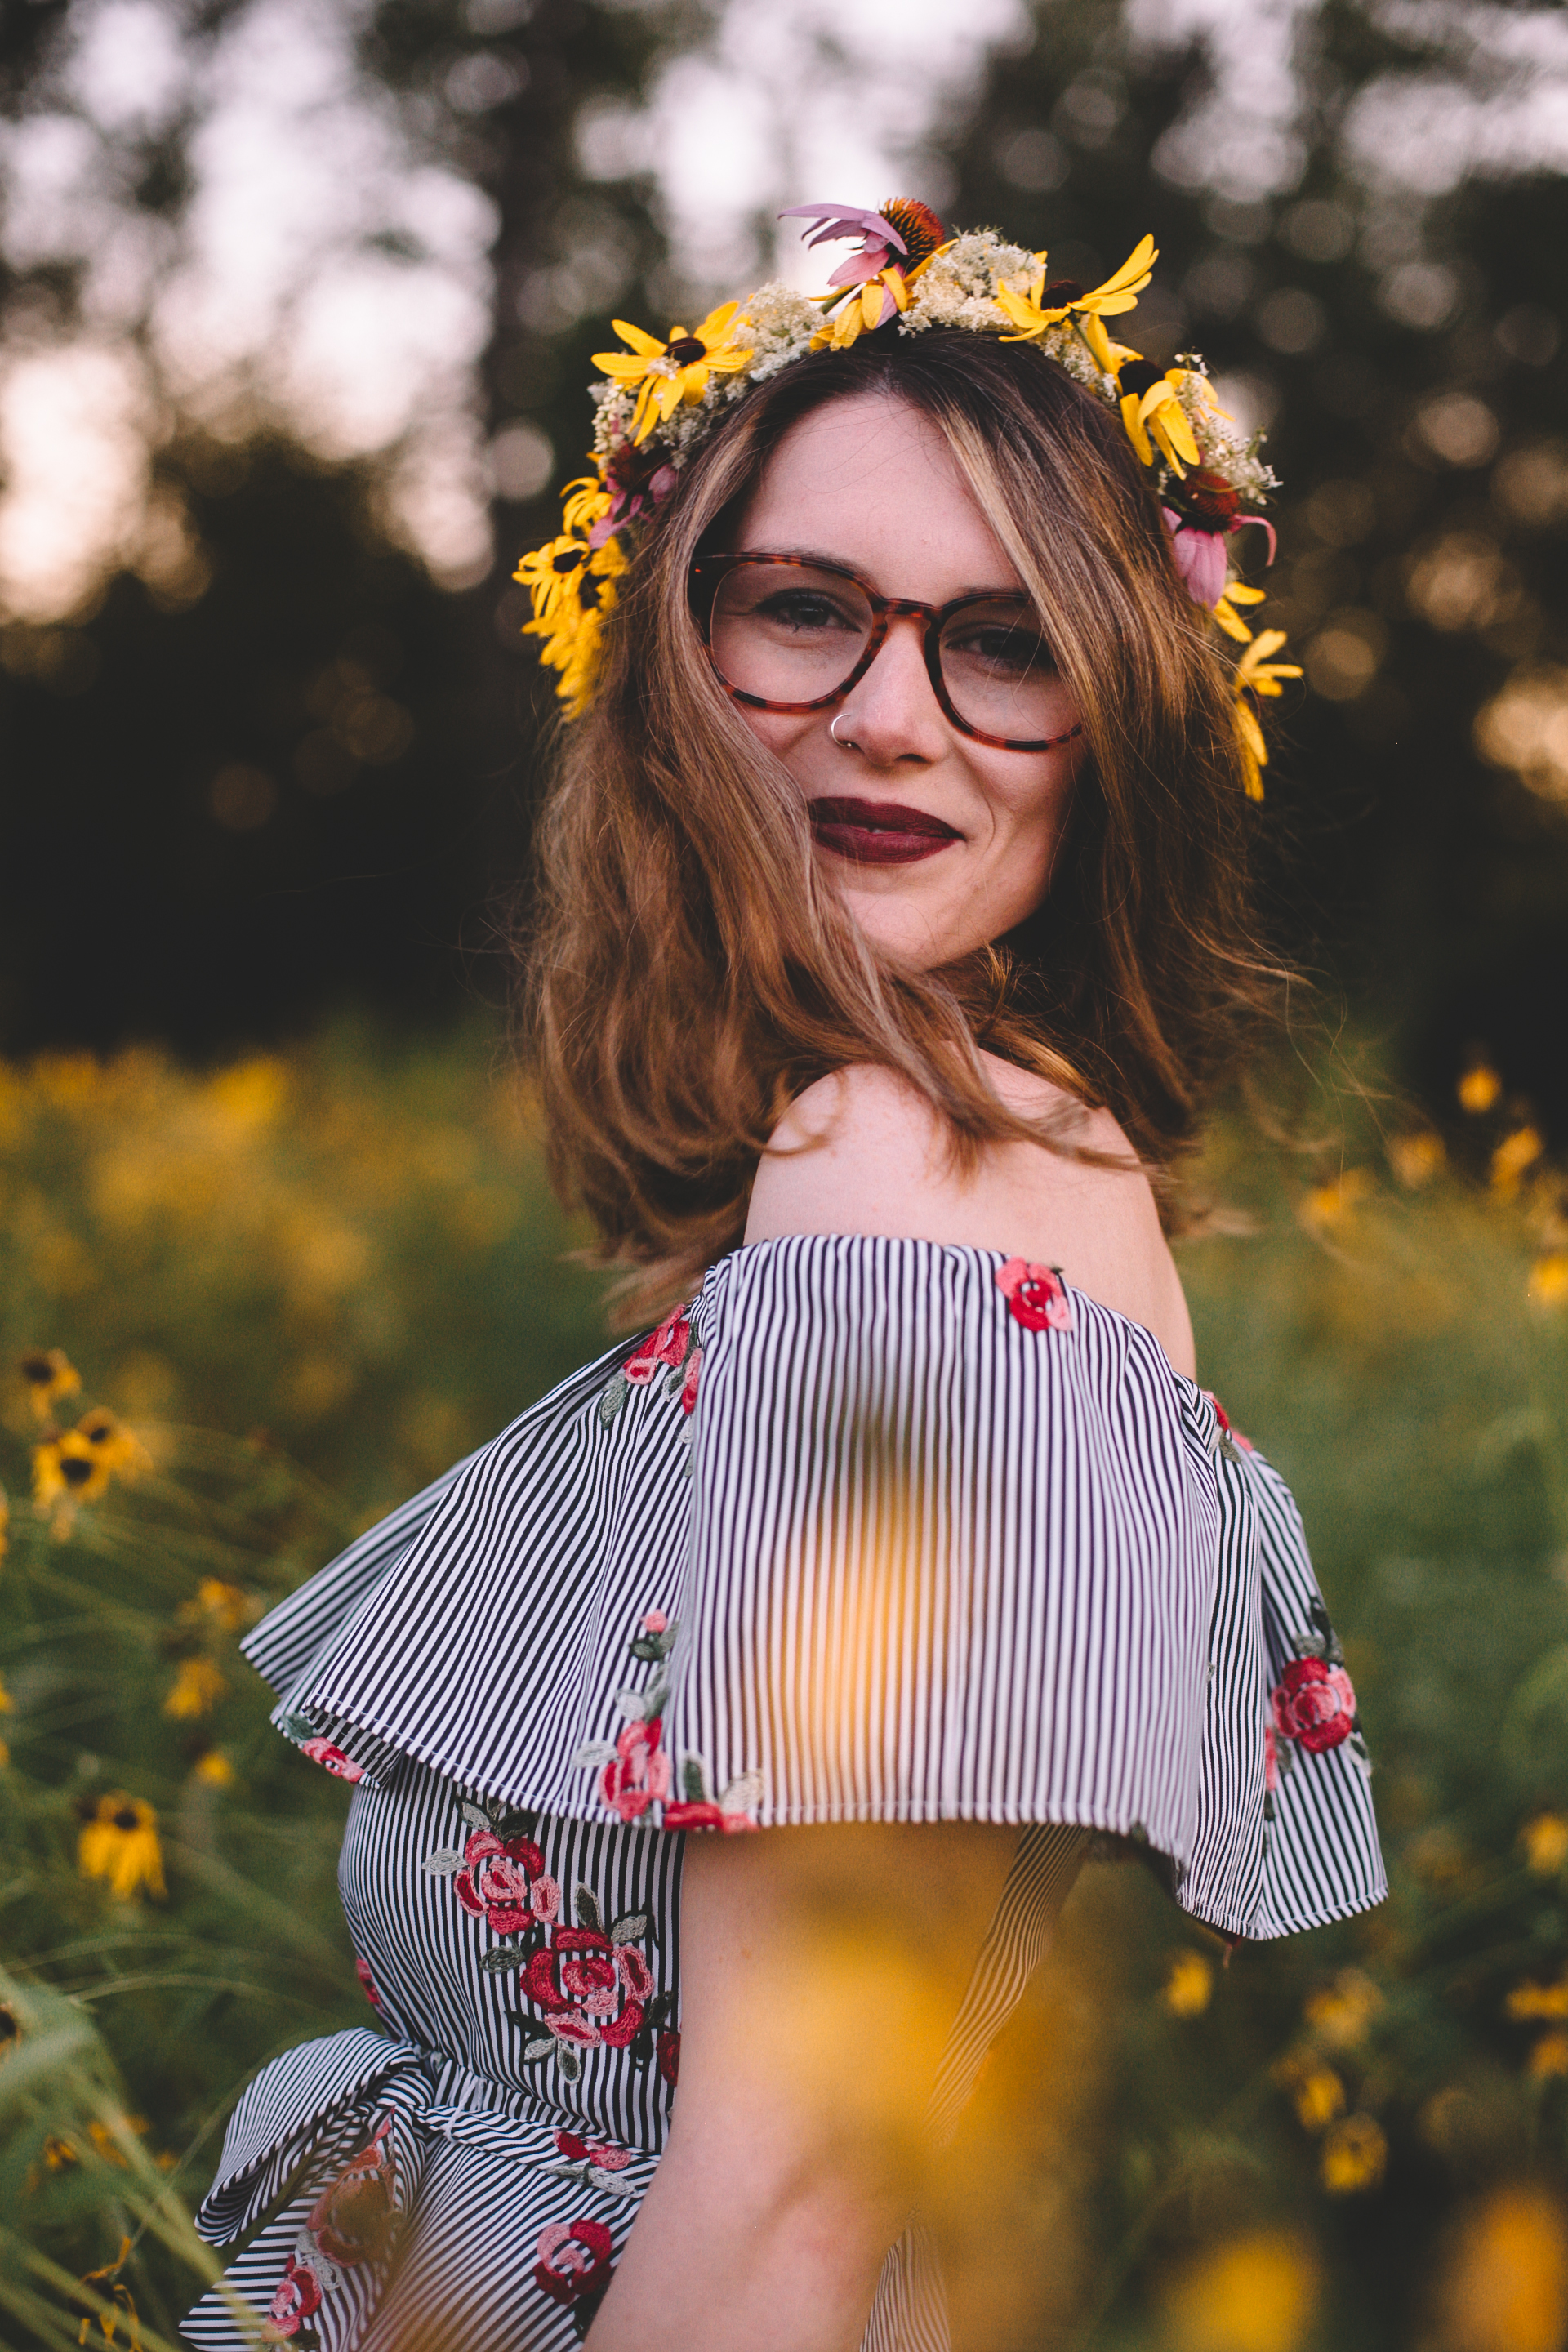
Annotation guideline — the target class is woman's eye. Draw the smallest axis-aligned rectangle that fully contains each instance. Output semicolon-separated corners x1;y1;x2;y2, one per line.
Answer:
755;594;857;634
949;625;1054;674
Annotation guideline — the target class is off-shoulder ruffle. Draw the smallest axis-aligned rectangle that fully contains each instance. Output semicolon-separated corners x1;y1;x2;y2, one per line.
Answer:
245;1236;1384;1940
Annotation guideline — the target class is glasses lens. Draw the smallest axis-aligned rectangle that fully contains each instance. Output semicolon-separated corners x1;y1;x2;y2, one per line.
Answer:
939;599;1062;743
708;562;874;707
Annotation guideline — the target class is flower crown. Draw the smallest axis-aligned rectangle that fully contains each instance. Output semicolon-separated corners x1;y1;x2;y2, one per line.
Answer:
515;199;1298;797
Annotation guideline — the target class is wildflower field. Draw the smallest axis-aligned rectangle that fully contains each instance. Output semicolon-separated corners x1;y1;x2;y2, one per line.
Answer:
2;1027;1567;2351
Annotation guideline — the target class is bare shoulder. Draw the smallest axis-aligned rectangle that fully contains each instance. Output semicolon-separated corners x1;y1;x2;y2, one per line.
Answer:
745;1058;1196;1379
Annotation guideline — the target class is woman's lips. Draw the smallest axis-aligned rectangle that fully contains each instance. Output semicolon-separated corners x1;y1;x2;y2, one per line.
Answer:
808;798;962;866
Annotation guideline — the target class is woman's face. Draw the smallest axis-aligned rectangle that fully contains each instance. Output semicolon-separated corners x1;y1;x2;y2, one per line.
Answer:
726;392;1085;970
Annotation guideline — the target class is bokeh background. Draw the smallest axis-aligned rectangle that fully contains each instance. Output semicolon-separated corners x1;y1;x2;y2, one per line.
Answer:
3;2;1568;2347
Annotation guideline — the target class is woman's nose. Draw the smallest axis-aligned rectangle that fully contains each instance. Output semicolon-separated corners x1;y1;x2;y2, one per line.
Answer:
833;613;947;765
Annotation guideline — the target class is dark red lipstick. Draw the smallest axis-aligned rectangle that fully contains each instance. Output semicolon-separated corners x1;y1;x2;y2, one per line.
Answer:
808;798;962;866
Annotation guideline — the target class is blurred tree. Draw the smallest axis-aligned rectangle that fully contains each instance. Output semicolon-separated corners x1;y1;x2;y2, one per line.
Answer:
0;0;705;1053
933;0;1568;1130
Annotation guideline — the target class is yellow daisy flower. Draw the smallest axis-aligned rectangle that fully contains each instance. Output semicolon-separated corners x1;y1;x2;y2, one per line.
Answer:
996;233;1157;344
180;1578;255;1632
76;1406;153;1481
1321;2113;1387;2194
78;1793;166;1901
1232;629;1303;801
1213;580;1267;644
1161;1950;1214;2016
594;304;755;446
163;1656;227;1718
20;1347;81;1422
194;1749;236;1788
1119;362;1203;477
515;528;628;719
33;1429;111;1508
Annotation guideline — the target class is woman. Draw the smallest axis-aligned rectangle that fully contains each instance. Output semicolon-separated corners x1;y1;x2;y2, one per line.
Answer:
183;203;1383;2352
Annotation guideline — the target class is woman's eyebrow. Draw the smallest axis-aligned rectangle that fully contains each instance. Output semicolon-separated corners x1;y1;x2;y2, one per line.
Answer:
730;546;1031;599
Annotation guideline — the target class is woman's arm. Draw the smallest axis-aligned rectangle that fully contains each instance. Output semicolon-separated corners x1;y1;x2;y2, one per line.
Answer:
744;1058;1196;1380
587;1820;1021;2352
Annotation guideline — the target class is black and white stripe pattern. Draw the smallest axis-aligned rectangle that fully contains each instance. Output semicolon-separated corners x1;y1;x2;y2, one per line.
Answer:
189;1234;1384;2352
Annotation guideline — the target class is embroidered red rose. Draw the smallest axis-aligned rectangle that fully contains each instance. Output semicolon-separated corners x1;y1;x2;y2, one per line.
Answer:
624;1307;691;1387
1264;1723;1281;1793
599;1716;673;1824
1272;1657;1357;1754
657;2027;681;2086
265;2256;322;2336
300;1736;363;1783
995;1258;1072;1332
354;1953;384;2010
553;2127;631;2170
523;1927;653;2046
533;2217;614;2305
662;1797;759;1833
679;1347;702;1414
453;1828;560;1934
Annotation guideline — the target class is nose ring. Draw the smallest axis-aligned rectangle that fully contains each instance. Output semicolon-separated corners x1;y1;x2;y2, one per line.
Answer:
830;714;858;751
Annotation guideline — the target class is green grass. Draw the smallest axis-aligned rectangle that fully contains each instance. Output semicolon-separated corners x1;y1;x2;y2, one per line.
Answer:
2;1025;1566;2350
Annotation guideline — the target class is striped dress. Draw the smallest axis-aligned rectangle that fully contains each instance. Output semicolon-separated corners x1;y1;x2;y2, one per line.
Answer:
183;1236;1385;2351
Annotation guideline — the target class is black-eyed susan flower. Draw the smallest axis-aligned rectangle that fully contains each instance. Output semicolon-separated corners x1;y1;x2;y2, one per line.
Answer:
76;1407;153;1481
1232;629;1303;800
1321;2112;1386;2194
1458;1062;1502;1115
514;526;630;719
1491;1126;1544;1196
593;303;755;445
1293;2064;1348;2132
20;1347;80;1421
1161;1949;1214;2016
78;1793;166;1901
1522;1813;1568;1873
996;232;1156;347
33;1430;111;1509
163;1656;226;1718
180;1577;255;1632
1117;360;1203;477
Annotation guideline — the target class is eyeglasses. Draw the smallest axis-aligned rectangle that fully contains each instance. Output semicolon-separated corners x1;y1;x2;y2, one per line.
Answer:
689;552;1082;753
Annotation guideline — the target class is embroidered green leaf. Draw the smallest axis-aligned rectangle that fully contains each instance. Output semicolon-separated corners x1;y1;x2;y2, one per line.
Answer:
598;1372;630;1427
479;1947;526;1973
610;1911;648;1944
588;2168;639;2198
628;1637;663;1662
276;1710;317;1742
522;2036;556;2063
681;1756;707;1804
557;2044;584;2082
459;1800;492;1833
645;1990;675;2028
721;1771;764;1818
1291;1634;1329;1659
575;1884;604;1935
572;1740;617;1770
612;1685;652;1720
421;1848;465;1874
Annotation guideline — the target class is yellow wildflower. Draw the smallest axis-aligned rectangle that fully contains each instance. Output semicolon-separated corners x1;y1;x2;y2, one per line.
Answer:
1300;1168;1372;1231
996;233;1157;344
514;528;628;720
1213;580;1267;645
1530;1254;1568;1307
1292;2065;1347;2133
1161;2230;1319;2352
33;1429;111;1509
1507;1979;1568;2020
1320;2111;1387;2194
1532;2032;1568;2079
1523;1813;1568;1874
1389;1130;1446;1187
1492;1125;1544;1196
78;2234;142;2350
593;304;755;445
181;1578;255;1633
78;1794;166;1901
1162;1950;1214;2016
75;1407;153;1481
1120;363;1203;477
20;1346;81;1420
194;1749;236;1788
163;1656;226;1719
1303;1969;1383;2049
1437;2186;1568;2352
1458;1062;1502;1115
1232;628;1303;800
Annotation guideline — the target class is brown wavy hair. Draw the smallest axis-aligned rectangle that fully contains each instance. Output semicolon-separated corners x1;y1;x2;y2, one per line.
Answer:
519;332;1281;1320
